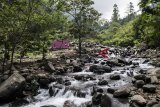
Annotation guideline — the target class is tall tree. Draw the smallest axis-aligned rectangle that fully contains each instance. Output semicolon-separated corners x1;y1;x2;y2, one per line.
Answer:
111;4;120;22
127;2;135;21
138;0;160;47
63;0;101;57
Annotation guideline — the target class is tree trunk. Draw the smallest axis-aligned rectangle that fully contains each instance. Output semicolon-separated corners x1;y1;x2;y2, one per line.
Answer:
42;40;46;60
2;42;10;72
78;34;82;58
10;46;15;73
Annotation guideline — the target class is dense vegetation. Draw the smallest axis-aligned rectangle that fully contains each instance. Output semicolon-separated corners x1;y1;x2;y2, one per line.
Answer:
97;0;160;48
0;0;101;71
0;0;159;72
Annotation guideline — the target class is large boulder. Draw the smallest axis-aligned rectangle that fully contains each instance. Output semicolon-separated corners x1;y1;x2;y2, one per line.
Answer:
101;94;112;107
110;74;121;80
0;73;26;102
113;88;130;98
89;65;112;74
135;80;145;88
143;84;156;93
134;74;146;81
147;68;160;83
92;93;112;107
153;103;160;107
131;95;146;106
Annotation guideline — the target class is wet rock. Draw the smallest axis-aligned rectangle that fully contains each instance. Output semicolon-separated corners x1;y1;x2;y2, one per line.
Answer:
134;74;146;81
145;76;151;84
49;86;54;97
131;95;146;106
0;73;26;102
74;74;95;81
56;77;64;84
110;74;121;80
135;80;145;88
107;88;116;94
148;68;160;84
37;73;51;88
76;90;87;98
65;81;71;86
98;80;108;85
83;101;92;107
101;61;106;65
63;100;76;107
73;66;82;72
38;78;50;88
132;78;136;84
147;99;158;107
92;93;102;105
41;105;56;107
97;88;103;93
138;69;147;74
153;102;160;107
55;67;66;75
150;76;159;84
94;60;99;64
44;61;55;73
81;54;92;63
118;58;132;65
106;59;122;67
101;94;112;107
143;84;156;93
113;88;130;98
89;65;112;74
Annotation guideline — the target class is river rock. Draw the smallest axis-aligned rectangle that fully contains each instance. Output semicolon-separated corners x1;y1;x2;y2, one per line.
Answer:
89;65;112;74
0;73;26;102
101;94;112;107
131;95;146;106
110;74;121;80
107;88;116;94
147;99;158;107
74;74;95;81
134;74;146;81
63;100;76;107
106;59;122;67
76;90;87;98
41;105;56;107
153;102;160;107
113;88;130;98
98;80;108;85
135;80;145;88
44;61;55;73
148;68;160;83
118;58;132;65
143;84;156;93
92;93;102;105
49;86;54;97
73;66;82;72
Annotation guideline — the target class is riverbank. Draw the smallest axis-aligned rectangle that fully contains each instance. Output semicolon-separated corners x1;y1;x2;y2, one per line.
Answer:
0;43;160;107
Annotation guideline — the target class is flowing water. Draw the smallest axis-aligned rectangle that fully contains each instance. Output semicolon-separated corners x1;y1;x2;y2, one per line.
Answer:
22;57;154;107
0;50;155;107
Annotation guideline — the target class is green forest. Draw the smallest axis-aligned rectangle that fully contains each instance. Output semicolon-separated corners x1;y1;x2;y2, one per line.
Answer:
0;0;160;107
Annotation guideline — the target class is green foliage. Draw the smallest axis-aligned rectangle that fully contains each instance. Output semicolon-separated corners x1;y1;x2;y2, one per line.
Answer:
98;19;138;47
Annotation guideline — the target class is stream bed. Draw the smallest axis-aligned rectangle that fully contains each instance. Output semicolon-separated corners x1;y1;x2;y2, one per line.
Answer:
21;57;154;107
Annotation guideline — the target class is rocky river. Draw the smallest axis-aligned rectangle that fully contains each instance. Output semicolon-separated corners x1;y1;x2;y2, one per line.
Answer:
0;43;160;107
